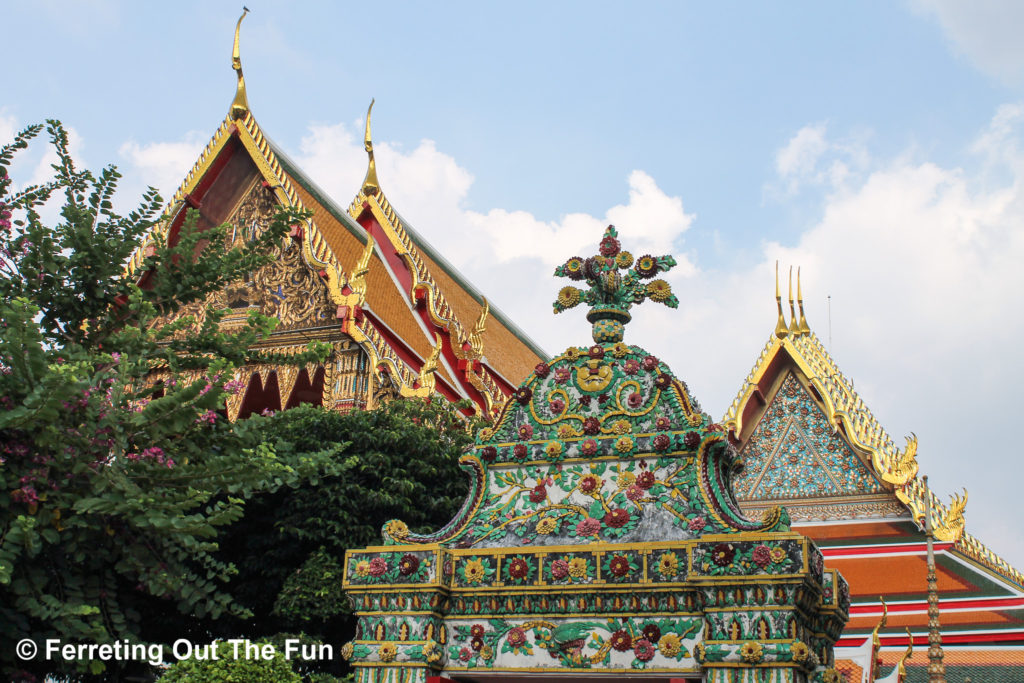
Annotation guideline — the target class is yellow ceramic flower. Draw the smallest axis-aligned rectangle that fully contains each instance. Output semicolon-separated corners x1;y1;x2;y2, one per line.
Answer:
657;552;679;577
464;558;487;584
687;413;702;427
769;546;787;563
385;519;409;540
557;286;581;307
568;557;589;578
615;436;634;453
740;641;763;663
647;279;672;302
480;645;494;661
564;346;581;361
340;642;354;660
545;441;563;458
612;419;632;434
616;250;634;268
378;642;397;662
557;424;578;438
536;517;557;534
611;342;630;358
822;669;841;683
355;560;370;577
617;471;636;488
791;640;810;663
658;633;682;657
479;427;494;441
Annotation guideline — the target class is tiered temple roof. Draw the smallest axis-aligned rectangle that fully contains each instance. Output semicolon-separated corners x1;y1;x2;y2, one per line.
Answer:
130;12;544;417
722;266;1024;678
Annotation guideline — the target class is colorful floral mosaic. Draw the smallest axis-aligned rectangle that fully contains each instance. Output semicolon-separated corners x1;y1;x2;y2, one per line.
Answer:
734;372;886;500
342;227;849;683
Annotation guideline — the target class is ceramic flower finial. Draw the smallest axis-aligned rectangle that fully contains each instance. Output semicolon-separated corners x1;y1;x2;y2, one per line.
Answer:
553;225;678;342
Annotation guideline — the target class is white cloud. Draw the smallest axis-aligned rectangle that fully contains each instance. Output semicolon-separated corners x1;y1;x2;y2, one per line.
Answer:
118;133;206;203
912;0;1024;85
770;123;870;196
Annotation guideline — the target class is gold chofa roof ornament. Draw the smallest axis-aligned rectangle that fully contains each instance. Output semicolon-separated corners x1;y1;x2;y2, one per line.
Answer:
362;99;379;195
230;8;250;119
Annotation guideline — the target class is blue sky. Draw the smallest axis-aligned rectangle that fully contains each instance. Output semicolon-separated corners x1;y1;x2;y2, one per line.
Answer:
4;1;1024;571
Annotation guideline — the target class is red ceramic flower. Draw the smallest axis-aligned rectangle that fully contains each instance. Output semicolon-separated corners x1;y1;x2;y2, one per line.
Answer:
554;367;572;384
609;554;630;576
655;416;672;430
579;395;592;406
550;559;570;579
529;484;547;503
626;484;645;502
507;557;530;579
588;344;605;359
688;516;706;532
579;474;602;494
470;624;486;638
514;387;532;404
513;443;528;460
459;647;472;661
518;423;534;440
576;517;601;537
550;398;565;413
470;636;484;652
580;439;598;456
399;554;420;576
599;233;621;257
642;624;662;643
635;254;659;278
654;373;671;389
652;433;671;451
610;630;632;651
603;508;631;528
627;392;643;408
534;362;550;378
642;356;659;371
752;544;771;568
368;557;387;576
623;359;640;375
507;627;527;647
481;446;497;462
712;543;736;567
634;638;655;662
583;417;601;435
683;431;701;449
636;471;656;489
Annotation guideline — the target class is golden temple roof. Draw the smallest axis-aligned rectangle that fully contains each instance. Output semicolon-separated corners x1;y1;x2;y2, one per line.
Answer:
722;271;1024;589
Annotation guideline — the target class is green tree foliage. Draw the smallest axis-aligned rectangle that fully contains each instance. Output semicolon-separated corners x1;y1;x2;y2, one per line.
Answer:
158;640;300;683
205;400;475;664
0;121;336;680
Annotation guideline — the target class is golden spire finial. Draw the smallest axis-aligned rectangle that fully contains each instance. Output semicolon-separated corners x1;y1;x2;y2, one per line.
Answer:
774;261;789;339
230;8;250;119
348;232;375;306
797;267;810;335
897;628;913;679
870;597;888;680
788;266;799;335
362;98;379;195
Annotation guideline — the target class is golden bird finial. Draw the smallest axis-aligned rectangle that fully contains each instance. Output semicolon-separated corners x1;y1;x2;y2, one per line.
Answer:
417;333;443;393
468;297;489;359
933;488;968;542
230;8;250;120
348;233;375;305
774;261;789;339
362;98;379;195
788;266;800;335
880;433;919;486
797;267;810;335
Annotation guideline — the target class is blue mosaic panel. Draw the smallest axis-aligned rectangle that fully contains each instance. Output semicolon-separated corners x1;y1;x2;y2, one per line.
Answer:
734;371;885;500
